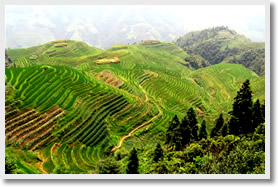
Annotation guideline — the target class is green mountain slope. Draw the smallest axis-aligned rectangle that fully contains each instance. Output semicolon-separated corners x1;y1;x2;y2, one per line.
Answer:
5;39;265;174
174;26;265;76
7;40;103;67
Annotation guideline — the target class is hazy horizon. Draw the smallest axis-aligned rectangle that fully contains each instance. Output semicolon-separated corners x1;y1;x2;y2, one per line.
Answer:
6;5;265;49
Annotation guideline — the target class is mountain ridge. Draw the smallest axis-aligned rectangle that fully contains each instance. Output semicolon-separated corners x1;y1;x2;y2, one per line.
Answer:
174;26;265;76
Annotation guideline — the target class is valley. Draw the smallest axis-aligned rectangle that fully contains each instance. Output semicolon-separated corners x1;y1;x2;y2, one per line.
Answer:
5;28;265;174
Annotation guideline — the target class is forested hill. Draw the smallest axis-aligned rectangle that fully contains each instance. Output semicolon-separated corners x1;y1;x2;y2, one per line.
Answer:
174;26;265;76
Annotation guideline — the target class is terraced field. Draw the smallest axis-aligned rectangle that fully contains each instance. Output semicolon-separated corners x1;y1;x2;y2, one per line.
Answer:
5;40;265;174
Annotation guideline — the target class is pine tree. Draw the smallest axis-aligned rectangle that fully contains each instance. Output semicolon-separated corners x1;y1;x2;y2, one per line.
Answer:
211;113;224;137
221;123;229;137
253;99;264;132
172;125;183;151
165;115;186;150
126;148;139;174
199;120;208;140
261;101;265;121
153;143;164;163
180;115;192;148
187;107;199;140
228;80;253;135
165;115;180;146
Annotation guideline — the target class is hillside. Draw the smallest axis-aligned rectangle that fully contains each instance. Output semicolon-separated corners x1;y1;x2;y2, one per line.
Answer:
174;26;265;76
5;39;265;174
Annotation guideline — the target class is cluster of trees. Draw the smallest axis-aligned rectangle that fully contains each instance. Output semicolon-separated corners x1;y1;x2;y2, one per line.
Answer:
174;26;265;76
184;39;264;76
165;107;205;151
92;79;265;174
144;80;265;174
225;49;265;76
185;41;243;66
184;54;210;69
5;49;14;67
96;147;140;174
175;26;230;49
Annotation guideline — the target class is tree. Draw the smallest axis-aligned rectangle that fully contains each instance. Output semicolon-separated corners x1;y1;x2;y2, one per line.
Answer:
172;123;183;151
5;156;23;174
187;107;199;141
221;123;229;137
199;120;208;140
127;148;139;174
5;156;16;174
166;115;189;151
228;80;253;135
211;113;224;137
165;115;180;146
180;115;192;147
253;99;264;131
97;157;122;174
153;143;164;163
261;101;265;121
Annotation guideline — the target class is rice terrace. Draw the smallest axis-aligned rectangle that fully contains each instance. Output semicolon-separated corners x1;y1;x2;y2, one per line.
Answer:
5;5;266;175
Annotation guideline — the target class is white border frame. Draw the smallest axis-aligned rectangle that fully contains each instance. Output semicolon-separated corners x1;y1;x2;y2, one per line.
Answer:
0;0;270;180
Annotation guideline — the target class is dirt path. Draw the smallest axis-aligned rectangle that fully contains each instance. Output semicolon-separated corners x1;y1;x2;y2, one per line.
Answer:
112;72;162;151
112;110;162;152
39;152;48;174
139;84;149;102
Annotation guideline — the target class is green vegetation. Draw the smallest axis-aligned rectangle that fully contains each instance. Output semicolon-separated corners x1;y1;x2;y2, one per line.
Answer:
5;49;14;67
175;26;265;76
5;33;265;174
126;148;139;174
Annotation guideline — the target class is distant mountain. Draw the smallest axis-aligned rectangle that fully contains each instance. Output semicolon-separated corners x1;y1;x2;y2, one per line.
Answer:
174;26;265;76
6;7;185;49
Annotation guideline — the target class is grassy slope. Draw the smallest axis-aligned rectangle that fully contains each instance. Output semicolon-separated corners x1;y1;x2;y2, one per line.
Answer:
5;40;265;173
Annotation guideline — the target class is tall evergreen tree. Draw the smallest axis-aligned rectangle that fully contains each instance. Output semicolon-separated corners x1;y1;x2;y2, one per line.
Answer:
165;115;180;146
180;115;192;147
187;107;199;140
199;120;208;140
172;125;183;151
153;143;164;163
165;115;185;151
228;80;253;135
261;101;265;121
221;123;229;137
211;113;224;137
126;148;139;174
253;99;264;131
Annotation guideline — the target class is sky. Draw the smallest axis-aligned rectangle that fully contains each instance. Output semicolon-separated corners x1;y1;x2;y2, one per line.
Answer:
5;5;265;47
155;5;265;41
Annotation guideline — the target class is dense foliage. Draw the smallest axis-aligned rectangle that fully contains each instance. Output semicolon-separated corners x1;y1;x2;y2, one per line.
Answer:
225;49;265;76
126;148;139;174
139;80;265;174
5;49;14;67
175;26;265;76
